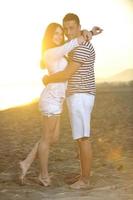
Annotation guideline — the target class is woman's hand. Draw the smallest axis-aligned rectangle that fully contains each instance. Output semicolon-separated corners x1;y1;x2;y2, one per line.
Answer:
77;35;86;44
82;29;93;41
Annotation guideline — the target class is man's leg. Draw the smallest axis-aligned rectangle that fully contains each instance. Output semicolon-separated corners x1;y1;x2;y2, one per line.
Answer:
70;137;92;189
67;93;94;189
78;138;92;181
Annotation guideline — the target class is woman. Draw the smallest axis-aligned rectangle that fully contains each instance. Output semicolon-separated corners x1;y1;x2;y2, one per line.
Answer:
19;22;86;186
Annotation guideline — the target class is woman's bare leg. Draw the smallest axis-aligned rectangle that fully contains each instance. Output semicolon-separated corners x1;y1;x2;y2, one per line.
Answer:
38;115;60;186
19;141;40;184
19;115;60;186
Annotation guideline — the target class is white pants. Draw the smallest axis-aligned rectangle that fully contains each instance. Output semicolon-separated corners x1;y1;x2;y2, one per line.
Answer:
67;93;95;140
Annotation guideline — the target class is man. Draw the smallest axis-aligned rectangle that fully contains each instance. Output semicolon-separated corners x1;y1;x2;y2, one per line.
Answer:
43;13;102;189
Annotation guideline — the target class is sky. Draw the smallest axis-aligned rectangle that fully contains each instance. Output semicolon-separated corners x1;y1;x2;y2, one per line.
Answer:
0;0;133;109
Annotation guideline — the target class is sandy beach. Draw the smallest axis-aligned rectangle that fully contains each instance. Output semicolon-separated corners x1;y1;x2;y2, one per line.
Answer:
0;85;133;200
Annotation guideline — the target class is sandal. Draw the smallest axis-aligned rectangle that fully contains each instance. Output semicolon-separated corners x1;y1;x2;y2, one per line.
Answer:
38;176;51;187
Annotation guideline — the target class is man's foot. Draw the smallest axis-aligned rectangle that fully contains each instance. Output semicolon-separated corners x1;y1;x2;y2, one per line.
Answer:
64;174;80;184
38;175;51;187
19;161;28;185
70;179;90;189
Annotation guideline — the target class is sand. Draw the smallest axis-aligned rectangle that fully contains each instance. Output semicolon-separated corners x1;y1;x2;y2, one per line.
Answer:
0;86;133;200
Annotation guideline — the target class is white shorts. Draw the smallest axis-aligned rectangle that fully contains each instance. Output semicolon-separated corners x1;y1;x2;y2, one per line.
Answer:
39;88;65;117
67;93;95;140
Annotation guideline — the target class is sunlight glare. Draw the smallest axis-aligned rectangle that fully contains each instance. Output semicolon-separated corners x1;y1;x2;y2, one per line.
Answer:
0;81;44;111
0;0;133;110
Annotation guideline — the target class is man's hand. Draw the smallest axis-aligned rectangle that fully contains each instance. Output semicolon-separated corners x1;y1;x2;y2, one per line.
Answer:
42;61;81;85
91;26;103;36
42;75;49;86
82;29;92;41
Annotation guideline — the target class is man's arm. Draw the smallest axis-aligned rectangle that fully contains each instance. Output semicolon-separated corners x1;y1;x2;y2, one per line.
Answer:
42;61;81;85
81;26;103;40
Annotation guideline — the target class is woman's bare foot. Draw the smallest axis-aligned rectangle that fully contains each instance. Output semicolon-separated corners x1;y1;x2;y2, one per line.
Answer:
19;161;29;185
38;175;51;187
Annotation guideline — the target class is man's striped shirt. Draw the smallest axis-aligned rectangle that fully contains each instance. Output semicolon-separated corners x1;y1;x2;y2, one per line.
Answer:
66;41;96;96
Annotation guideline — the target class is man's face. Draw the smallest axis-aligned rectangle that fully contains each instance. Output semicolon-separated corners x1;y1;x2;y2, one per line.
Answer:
63;20;81;40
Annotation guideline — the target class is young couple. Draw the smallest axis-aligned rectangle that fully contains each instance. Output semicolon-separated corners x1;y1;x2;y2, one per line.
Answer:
19;13;103;189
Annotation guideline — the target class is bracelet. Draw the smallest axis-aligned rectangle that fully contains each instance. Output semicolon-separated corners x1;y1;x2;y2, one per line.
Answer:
90;30;94;36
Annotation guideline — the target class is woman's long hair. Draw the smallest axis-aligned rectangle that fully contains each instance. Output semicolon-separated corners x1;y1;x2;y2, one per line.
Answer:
41;23;64;54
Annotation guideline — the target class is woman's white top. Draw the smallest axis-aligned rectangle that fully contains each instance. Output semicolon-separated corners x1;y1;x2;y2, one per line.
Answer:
40;38;79;106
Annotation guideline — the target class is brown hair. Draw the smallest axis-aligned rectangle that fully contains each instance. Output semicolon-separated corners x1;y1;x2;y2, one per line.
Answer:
41;23;64;53
63;13;80;25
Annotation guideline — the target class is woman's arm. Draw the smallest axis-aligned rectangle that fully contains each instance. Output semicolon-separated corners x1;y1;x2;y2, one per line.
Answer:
42;36;85;65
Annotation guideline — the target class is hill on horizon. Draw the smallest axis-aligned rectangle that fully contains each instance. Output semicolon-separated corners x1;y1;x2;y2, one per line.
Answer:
96;68;133;83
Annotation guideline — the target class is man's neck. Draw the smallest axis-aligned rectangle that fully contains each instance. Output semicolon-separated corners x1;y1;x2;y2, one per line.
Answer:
67;33;81;41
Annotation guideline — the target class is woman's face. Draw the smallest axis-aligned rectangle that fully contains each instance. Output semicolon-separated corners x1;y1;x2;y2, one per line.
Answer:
52;26;64;46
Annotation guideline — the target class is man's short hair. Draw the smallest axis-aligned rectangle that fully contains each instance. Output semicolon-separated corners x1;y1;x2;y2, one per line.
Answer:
63;13;80;25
